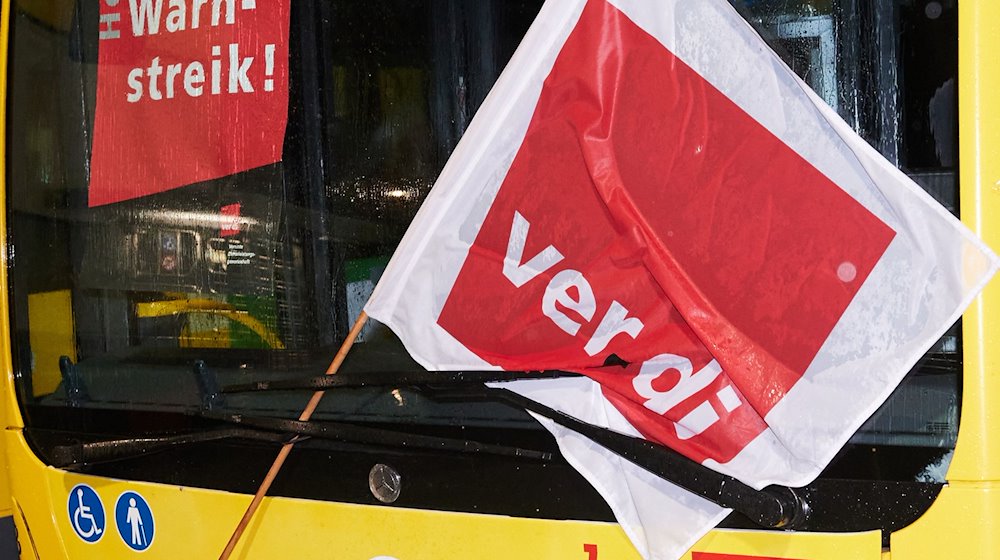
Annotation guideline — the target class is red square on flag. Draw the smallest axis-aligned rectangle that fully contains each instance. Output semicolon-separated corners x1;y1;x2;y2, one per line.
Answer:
437;0;894;462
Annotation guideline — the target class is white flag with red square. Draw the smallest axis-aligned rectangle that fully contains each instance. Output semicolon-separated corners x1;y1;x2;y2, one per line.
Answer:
365;0;998;558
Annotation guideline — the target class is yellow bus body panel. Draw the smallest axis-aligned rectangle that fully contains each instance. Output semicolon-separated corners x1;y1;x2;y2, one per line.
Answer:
0;0;997;558
4;428;883;560
887;0;1000;557
0;0;14;520
949;0;1000;484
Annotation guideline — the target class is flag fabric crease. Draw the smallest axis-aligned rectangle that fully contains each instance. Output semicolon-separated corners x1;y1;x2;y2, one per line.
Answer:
364;0;999;558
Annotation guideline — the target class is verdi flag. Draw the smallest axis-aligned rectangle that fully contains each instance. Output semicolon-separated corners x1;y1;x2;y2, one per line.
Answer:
366;0;999;558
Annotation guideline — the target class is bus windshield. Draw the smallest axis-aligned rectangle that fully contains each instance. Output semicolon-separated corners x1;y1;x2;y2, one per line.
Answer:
7;0;959;516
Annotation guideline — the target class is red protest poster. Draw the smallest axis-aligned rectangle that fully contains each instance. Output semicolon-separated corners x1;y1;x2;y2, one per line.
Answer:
89;0;290;207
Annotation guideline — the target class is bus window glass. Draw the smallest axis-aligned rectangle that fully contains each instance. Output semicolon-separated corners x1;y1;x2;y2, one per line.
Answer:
6;0;959;508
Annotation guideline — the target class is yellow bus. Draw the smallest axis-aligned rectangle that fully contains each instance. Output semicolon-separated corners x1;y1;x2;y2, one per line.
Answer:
1;0;997;558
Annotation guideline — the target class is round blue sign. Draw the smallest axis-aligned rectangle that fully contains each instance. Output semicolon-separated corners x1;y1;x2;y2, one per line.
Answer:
115;491;155;551
67;484;105;543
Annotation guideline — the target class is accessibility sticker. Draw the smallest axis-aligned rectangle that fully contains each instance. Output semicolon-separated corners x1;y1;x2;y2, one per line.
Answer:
68;484;105;543
115;491;155;552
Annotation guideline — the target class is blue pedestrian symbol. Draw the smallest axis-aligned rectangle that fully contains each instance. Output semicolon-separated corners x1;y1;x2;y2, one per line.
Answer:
67;484;105;543
114;491;155;551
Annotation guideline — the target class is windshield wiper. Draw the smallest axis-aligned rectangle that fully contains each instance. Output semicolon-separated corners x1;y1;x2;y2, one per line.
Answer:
222;369;579;393
205;412;552;460
44;413;553;469
480;387;810;529
46;427;294;468
222;371;809;529
64;363;809;529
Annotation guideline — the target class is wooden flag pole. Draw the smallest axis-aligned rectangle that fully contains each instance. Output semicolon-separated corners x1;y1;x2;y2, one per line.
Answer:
219;311;370;560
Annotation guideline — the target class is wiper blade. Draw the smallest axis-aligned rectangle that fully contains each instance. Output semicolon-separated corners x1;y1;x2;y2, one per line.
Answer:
222;369;579;393
206;412;553;461
45;413;553;469
47;428;294;468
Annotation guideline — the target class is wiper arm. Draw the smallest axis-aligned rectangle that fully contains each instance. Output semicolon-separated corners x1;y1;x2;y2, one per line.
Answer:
45;413;552;469
224;368;810;529
222;369;579;393
481;387;810;530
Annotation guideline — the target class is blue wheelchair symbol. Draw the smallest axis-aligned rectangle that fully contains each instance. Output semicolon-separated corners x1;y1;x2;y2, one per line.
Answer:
115;491;155;551
67;484;105;543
